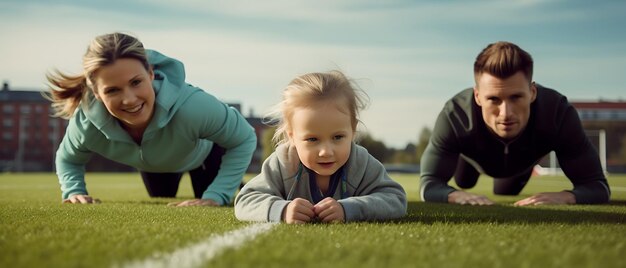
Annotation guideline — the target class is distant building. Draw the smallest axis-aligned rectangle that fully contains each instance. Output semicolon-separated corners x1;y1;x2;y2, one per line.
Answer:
571;100;626;172
245;113;267;173
1;82;67;171
0;82;268;172
573;101;626;122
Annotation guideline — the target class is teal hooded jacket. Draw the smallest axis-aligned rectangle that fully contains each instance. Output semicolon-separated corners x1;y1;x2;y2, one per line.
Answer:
55;50;257;205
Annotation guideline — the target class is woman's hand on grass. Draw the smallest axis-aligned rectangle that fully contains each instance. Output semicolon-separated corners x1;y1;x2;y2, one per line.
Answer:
168;199;219;207
63;194;100;204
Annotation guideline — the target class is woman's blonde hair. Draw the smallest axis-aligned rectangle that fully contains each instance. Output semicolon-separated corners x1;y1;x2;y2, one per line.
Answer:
266;70;369;147
46;32;149;119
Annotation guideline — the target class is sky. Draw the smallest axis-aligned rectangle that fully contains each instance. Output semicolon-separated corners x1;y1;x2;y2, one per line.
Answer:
1;0;625;148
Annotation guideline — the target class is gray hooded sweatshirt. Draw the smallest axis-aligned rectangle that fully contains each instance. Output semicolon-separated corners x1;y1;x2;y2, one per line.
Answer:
235;143;407;222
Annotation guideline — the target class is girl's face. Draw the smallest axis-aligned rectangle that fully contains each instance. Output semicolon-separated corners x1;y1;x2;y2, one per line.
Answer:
288;100;354;180
93;58;155;132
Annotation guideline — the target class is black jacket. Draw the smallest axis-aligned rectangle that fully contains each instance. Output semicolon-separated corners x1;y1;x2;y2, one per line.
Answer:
420;85;610;204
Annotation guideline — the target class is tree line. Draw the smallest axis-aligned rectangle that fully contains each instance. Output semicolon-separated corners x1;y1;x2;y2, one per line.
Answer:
260;124;626;172
261;126;433;165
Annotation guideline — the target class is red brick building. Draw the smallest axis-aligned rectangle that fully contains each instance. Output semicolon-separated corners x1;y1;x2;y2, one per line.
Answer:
571;100;626;173
1;83;67;171
0;83;268;172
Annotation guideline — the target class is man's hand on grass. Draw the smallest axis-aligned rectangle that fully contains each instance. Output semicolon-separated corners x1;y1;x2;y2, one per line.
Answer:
514;191;576;206
448;190;495;205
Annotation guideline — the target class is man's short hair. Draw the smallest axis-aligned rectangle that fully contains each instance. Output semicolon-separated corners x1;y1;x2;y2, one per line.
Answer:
474;41;534;84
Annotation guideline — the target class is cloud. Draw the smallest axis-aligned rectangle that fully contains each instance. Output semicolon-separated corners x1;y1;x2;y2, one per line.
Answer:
1;0;625;148
139;0;366;21
134;0;616;26
361;97;445;148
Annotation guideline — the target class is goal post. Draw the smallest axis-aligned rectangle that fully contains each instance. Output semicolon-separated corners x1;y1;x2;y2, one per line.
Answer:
543;129;607;175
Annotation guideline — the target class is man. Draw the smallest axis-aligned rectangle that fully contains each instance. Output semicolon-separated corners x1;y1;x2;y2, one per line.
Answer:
420;41;610;205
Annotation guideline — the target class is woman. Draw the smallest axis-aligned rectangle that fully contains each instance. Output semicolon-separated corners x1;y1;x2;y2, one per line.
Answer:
47;32;257;206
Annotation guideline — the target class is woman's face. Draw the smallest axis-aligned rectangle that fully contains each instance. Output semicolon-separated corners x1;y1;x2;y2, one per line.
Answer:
92;58;155;132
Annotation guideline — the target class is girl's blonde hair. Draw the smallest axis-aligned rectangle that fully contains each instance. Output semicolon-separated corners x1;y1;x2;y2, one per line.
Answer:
266;70;369;146
46;32;149;119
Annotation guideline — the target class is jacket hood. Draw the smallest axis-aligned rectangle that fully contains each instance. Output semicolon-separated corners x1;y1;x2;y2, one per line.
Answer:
274;142;364;184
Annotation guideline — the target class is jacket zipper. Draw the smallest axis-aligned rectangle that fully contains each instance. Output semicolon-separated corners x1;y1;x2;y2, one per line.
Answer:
497;136;519;170
139;138;147;166
140;147;145;165
503;143;509;170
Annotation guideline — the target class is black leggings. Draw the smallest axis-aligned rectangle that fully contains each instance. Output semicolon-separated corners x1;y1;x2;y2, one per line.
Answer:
140;145;226;198
453;157;532;195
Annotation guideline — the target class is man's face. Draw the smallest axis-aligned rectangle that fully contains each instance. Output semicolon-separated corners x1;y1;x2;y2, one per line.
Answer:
474;71;537;140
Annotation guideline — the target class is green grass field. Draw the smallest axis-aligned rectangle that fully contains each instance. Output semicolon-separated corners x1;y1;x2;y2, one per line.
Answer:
1;173;625;268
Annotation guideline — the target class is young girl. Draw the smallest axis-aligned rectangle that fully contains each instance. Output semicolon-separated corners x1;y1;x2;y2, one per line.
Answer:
234;71;407;223
47;32;256;206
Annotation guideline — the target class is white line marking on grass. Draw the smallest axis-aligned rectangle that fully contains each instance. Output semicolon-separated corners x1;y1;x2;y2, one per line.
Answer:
119;223;277;268
611;186;626;192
